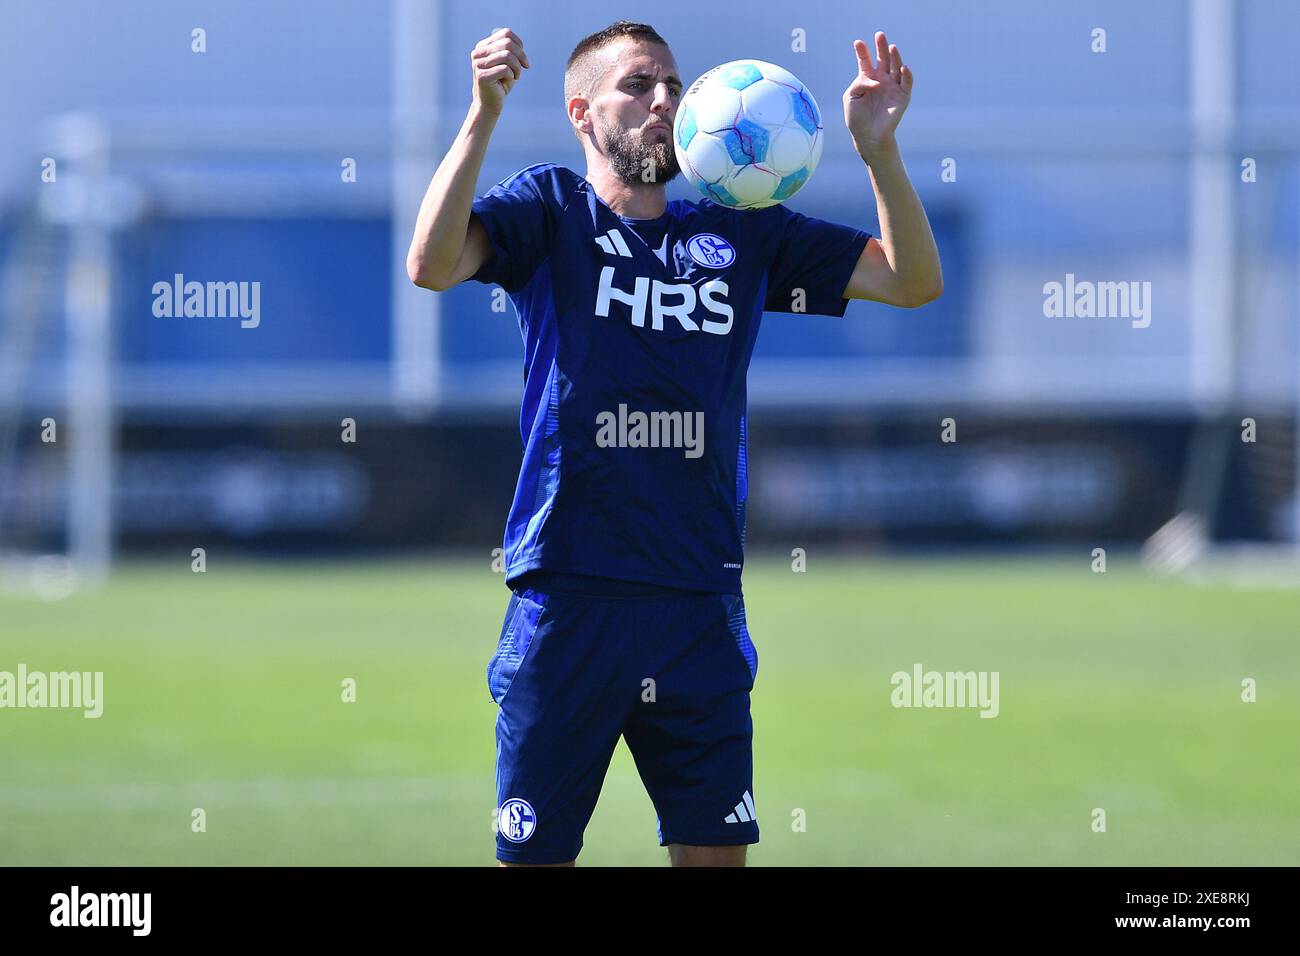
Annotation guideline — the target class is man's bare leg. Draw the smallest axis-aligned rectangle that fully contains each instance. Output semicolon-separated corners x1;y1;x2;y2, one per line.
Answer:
667;844;747;867
498;859;575;867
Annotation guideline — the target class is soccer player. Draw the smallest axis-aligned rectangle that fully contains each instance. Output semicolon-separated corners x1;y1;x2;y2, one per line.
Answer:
407;22;941;867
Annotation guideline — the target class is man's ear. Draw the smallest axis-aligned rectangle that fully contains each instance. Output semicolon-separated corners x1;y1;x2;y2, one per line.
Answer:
569;96;592;138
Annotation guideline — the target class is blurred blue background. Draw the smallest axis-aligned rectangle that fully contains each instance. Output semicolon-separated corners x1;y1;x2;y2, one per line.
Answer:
1;0;1298;564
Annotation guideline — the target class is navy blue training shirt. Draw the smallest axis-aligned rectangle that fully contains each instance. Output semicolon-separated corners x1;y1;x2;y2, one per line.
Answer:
469;163;871;594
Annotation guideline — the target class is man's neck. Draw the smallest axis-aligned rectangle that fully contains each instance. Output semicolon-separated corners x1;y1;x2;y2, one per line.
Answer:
586;168;667;219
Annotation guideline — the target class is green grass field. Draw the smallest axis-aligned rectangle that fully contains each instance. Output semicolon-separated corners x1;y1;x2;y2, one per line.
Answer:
2;556;1297;866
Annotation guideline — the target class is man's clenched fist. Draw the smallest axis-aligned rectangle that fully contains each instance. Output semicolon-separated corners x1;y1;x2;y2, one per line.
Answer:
471;27;530;115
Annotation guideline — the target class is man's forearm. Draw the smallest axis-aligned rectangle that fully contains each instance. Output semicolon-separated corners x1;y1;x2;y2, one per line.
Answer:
405;104;499;287
864;140;942;301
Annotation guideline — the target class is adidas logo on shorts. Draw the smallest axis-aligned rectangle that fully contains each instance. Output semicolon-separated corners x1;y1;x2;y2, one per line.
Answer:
724;790;757;824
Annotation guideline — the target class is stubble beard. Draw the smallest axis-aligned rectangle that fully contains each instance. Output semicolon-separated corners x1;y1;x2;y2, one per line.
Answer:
598;114;680;188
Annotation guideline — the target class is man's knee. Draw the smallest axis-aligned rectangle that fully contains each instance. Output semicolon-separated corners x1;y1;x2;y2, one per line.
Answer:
498;859;576;867
667;844;747;867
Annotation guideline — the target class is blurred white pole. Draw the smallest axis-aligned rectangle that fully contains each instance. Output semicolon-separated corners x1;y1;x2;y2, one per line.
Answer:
1144;0;1238;572
59;116;115;588
1295;168;1300;546
391;0;441;414
1188;0;1236;413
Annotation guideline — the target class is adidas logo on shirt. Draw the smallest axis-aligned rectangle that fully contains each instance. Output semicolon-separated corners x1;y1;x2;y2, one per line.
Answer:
594;228;634;258
724;790;757;824
597;226;670;266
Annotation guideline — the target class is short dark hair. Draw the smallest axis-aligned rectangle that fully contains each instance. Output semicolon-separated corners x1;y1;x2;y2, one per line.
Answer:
564;21;669;107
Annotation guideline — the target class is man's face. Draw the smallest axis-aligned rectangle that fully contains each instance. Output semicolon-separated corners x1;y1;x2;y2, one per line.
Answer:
591;40;683;187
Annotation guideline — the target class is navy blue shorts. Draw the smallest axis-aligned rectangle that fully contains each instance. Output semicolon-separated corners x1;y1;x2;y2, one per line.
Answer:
487;573;759;864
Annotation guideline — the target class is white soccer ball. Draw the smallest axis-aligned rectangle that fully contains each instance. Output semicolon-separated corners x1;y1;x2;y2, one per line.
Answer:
673;59;824;210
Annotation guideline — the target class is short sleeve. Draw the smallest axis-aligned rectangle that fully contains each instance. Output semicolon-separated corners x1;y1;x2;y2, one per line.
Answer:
763;207;872;317
469;166;558;293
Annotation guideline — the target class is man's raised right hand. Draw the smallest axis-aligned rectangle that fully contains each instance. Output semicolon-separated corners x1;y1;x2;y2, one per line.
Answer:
472;27;530;116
